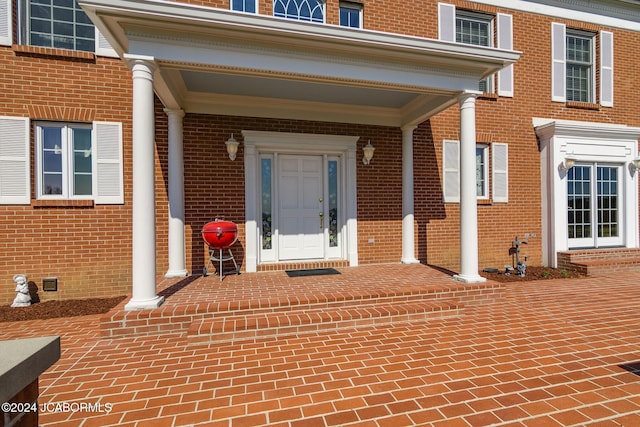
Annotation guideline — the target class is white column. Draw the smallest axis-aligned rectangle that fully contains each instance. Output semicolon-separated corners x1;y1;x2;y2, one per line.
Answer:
164;108;188;278
124;55;165;310
401;125;419;264
454;93;486;283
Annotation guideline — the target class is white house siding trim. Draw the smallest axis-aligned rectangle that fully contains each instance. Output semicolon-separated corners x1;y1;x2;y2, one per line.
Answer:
535;118;640;267
242;131;359;272
464;0;640;31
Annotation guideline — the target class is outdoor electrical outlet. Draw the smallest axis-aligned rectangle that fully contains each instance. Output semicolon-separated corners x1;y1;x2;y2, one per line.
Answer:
368;239;375;244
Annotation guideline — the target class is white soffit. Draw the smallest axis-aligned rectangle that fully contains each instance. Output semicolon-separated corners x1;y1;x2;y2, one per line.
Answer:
78;0;520;126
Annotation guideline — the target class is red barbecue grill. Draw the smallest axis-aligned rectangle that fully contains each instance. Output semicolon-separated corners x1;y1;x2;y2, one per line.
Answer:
202;218;239;280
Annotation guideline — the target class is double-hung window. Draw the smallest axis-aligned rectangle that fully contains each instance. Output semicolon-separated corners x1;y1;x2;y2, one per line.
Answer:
36;122;92;198
339;2;362;28
273;0;325;23
438;4;514;97
231;0;257;13
19;0;95;52
456;11;494;93
551;23;613;106
443;141;508;203
566;30;594;103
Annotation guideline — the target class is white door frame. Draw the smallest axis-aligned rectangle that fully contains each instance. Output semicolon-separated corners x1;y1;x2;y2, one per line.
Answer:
243;130;359;272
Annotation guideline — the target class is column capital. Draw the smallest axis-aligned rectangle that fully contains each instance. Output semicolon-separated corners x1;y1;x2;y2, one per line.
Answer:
401;124;417;133
457;90;481;107
163;108;185;118
123;54;157;76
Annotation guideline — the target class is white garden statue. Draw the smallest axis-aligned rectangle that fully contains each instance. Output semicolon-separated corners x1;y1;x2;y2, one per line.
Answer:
11;274;31;307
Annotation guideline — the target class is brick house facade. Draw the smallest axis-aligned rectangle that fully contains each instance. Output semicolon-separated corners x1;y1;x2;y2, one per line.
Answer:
0;0;639;306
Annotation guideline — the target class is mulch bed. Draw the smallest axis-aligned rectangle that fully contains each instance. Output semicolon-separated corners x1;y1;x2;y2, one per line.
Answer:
479;266;585;282
0;296;126;323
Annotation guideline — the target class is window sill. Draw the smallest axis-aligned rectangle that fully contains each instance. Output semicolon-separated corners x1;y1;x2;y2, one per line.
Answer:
477;199;492;206
13;44;95;62
31;199;95;208
566;101;600;110
478;93;499;100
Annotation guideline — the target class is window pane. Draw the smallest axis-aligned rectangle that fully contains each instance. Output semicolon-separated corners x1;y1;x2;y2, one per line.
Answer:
72;128;92;196
274;0;324;23
566;32;593;102
74;174;92;195
476;146;486;197
328;160;338;247
43;173;63;195
28;0;95;52
261;158;272;250
340;5;360;28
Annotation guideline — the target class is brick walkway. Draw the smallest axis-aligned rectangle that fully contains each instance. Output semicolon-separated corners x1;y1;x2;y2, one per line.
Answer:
1;264;640;426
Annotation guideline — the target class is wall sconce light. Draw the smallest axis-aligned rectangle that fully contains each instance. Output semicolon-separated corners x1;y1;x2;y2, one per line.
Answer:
630;158;640;173
225;133;239;161
562;155;576;170
362;140;375;165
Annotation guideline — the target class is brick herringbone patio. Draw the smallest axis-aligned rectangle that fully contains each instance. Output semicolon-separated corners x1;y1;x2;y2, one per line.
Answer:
1;264;639;426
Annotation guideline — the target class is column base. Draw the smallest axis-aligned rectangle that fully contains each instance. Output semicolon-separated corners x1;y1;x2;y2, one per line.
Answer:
124;295;165;311
401;258;420;264
453;274;487;283
164;269;188;278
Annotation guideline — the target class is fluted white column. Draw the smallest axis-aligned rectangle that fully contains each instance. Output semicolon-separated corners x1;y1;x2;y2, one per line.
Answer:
124;55;165;310
401;125;419;264
454;92;486;283
164;108;188;278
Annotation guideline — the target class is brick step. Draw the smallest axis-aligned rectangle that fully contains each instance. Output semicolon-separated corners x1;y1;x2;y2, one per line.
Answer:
188;299;462;345
570;257;640;276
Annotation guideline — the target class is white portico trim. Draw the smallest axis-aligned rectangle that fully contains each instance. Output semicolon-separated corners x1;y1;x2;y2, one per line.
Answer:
454;92;486;283
164;108;188;278
124;54;165;310
242;131;359;273
401;125;419;264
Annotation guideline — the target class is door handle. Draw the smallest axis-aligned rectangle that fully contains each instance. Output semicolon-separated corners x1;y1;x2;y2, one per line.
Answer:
319;212;323;228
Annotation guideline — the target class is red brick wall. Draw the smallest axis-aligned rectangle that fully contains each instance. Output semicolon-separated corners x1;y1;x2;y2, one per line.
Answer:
1;1;639;304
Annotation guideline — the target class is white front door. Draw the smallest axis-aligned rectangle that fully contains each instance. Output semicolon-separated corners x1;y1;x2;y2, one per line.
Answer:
278;155;324;260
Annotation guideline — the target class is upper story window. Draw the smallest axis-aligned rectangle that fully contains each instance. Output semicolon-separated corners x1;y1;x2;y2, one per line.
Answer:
339;2;362;28
19;0;95;52
273;0;325;23
551;23;613;107
231;0;257;13
438;4;514;98
566;30;594;103
456;10;494;93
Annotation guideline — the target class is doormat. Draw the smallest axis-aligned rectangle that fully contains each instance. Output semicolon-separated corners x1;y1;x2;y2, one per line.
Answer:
285;268;341;277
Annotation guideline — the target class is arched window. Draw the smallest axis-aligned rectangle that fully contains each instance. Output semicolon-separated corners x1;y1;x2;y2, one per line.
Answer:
273;0;325;23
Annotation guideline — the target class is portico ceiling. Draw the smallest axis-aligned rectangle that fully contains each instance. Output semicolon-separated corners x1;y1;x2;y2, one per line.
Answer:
79;0;520;127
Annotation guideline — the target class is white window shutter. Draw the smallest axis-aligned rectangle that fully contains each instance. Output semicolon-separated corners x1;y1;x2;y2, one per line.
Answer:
438;3;456;42
551;22;566;102
95;28;118;58
93;121;124;204
492;143;508;203
600;30;613;107
497;13;514;97
443;140;460;203
0;117;30;205
0;0;12;46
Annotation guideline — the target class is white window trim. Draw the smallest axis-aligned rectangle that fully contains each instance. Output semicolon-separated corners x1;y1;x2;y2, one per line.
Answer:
477;144;489;199
440;4;512;96
35;122;93;200
339;1;363;29
565;28;596;104
230;0;258;14
273;0;326;24
444;140;509;203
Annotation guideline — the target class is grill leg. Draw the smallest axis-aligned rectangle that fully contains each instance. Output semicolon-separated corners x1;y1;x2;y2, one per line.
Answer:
219;248;223;282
